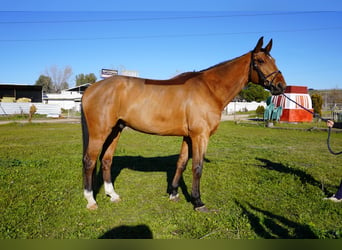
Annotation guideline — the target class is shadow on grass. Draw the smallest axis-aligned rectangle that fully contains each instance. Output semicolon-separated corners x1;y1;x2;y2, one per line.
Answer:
93;154;191;202
235;200;317;239
255;158;333;196
98;224;153;239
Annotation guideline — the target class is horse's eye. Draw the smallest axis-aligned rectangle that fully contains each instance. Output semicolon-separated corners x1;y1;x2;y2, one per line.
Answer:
257;59;265;64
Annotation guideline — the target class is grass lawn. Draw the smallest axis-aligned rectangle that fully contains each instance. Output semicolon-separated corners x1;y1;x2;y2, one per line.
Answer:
0;121;341;239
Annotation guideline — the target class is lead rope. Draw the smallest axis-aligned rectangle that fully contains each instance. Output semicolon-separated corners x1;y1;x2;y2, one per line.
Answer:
281;93;342;155
327;127;342;155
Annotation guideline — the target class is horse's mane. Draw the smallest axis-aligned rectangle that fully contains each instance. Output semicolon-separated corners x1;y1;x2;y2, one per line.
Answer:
199;60;231;72
145;71;202;85
144;52;250;86
199;52;250;73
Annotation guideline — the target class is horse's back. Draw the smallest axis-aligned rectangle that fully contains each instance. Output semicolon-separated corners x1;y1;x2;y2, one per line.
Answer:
83;76;141;100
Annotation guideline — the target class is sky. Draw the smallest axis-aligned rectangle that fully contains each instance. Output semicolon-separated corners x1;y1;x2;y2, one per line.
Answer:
1;1;342;90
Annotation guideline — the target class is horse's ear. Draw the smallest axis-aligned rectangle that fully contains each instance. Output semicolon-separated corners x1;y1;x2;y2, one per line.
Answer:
253;36;264;53
265;39;273;54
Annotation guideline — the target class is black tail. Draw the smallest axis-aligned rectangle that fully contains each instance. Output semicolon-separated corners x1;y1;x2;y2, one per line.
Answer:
81;104;89;160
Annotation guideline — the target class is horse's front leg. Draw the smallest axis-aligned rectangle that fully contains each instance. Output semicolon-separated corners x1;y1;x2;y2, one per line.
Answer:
190;134;209;212
170;136;191;201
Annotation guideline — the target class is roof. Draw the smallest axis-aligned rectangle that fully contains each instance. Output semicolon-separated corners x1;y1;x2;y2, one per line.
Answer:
0;83;42;90
65;83;92;93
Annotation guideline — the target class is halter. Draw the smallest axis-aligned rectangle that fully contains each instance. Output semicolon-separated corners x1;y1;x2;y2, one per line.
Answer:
250;52;282;88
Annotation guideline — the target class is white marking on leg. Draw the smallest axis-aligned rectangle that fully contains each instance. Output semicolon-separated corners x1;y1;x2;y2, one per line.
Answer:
83;189;97;209
169;193;180;201
104;182;121;202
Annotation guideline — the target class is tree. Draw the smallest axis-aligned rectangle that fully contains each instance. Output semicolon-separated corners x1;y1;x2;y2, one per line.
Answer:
240;82;270;102
75;73;97;86
35;75;53;93
45;65;73;93
311;93;323;117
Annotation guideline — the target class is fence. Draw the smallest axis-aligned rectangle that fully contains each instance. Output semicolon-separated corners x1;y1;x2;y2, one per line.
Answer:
0;103;61;117
332;111;342;122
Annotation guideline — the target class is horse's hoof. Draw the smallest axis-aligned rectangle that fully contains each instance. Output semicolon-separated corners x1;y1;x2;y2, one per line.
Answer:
194;205;210;213
87;203;98;210
194;206;219;213
169;193;180;202
110;197;121;203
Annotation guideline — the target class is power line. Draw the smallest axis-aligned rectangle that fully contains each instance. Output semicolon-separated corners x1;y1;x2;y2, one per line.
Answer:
1;26;341;42
0;11;333;24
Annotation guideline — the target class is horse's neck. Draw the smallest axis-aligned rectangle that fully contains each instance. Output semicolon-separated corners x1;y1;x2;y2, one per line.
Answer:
203;52;251;110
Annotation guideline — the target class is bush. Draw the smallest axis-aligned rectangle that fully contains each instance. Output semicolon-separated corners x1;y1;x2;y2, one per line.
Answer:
311;94;322;117
28;104;37;122
256;105;265;116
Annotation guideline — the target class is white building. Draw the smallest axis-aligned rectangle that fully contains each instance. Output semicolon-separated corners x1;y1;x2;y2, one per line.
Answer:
43;83;91;112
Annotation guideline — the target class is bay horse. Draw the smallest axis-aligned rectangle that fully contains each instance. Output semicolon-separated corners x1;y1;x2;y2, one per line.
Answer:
81;37;286;211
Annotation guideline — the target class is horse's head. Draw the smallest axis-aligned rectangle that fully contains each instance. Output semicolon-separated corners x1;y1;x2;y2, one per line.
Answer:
249;37;286;95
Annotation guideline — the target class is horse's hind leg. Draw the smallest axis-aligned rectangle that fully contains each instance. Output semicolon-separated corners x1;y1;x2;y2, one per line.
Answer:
83;138;102;210
100;126;122;203
170;136;190;201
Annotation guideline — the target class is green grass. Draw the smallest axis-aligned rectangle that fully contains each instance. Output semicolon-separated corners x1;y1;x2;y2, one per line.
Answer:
0;114;48;121
0;121;341;239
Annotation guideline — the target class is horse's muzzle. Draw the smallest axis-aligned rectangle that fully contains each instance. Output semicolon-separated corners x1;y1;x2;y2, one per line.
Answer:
269;82;286;95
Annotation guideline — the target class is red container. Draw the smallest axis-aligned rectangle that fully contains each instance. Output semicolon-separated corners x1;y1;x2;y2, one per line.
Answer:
271;85;313;122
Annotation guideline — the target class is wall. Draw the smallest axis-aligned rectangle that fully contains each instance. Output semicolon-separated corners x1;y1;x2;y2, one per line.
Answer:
0;103;61;117
224;101;266;114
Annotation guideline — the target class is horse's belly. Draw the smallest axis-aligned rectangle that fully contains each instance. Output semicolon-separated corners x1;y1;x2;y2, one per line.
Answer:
124;111;188;136
118;85;190;136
